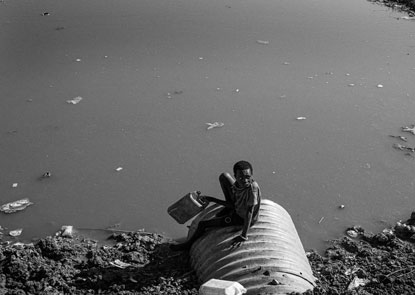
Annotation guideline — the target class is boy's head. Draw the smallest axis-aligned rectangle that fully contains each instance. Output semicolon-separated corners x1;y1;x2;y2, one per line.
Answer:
233;161;253;187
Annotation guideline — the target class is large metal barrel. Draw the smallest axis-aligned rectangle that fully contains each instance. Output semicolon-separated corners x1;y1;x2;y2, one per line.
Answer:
188;199;316;295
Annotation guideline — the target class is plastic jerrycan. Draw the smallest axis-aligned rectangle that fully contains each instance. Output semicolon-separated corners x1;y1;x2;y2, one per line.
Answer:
168;191;209;224
199;279;247;295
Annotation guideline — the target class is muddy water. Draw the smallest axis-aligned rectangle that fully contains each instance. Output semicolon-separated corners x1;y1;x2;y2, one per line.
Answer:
1;0;415;250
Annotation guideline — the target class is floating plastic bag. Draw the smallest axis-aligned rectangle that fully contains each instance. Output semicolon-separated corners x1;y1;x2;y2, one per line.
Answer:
0;198;33;214
206;122;224;130
66;96;83;104
9;229;23;237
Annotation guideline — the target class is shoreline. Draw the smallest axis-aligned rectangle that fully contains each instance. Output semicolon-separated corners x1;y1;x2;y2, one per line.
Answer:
368;0;415;14
1;212;414;294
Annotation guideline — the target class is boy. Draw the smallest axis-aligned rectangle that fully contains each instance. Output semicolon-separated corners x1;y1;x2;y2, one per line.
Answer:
170;160;261;251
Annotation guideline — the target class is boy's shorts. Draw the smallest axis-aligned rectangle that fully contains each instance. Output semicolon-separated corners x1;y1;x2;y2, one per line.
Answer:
221;211;256;227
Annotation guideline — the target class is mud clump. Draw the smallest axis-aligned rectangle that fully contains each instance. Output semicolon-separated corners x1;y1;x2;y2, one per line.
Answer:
295;221;415;295
0;232;198;294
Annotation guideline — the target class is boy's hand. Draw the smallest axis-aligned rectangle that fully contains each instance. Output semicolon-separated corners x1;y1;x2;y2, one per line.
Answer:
198;196;210;204
230;235;247;249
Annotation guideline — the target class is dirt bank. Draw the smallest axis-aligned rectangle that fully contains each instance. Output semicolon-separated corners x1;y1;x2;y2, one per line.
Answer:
1;212;415;294
368;0;415;14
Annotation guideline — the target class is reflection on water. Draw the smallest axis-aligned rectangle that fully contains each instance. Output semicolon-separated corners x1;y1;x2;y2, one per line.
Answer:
1;0;415;250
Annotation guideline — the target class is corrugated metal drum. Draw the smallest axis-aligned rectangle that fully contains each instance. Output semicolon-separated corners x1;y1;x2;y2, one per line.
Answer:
188;199;316;295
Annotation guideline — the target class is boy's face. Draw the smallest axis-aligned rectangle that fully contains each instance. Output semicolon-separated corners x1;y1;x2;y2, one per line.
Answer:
235;169;252;188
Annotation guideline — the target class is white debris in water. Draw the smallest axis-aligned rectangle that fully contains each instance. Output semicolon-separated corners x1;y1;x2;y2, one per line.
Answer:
115;167;123;172
235;88;240;93
12;183;18;188
9;229;23;237
256;40;270;45
348;84;355;87
377;84;383;88
206;122;224;130
75;58;82;62
283;62;290;65
296;117;306;120
400;16;415;20
198;57;204;60
66;96;83;104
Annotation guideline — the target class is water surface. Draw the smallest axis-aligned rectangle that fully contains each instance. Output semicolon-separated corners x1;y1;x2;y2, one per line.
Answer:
1;0;415;250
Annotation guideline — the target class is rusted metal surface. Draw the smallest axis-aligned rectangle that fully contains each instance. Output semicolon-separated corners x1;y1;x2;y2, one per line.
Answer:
189;199;316;295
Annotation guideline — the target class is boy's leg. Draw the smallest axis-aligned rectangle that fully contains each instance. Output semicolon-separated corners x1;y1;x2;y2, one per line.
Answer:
217;173;235;217
170;215;239;251
219;172;235;203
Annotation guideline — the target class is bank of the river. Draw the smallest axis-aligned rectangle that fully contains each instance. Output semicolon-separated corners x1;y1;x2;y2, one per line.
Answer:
1;211;415;294
369;0;415;14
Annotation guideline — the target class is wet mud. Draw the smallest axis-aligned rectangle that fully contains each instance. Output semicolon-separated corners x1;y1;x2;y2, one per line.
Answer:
1;212;415;295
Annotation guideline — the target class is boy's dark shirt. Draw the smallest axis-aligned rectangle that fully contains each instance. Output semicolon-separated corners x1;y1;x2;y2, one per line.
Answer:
231;181;261;222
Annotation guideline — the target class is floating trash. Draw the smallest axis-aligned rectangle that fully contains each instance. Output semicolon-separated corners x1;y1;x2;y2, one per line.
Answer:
9;229;23;237
41;12;50;16
283;62;290;65
389;135;408;142
0;198;34;214
402;125;415;135
339;204;345;209
296;117;306;120
348;84;355;87
256;40;270;45
75;58;82;62
60;225;73;238
399;16;415;20
110;259;132;269
66;96;83;105
235;88;240;93
12;183;18;188
206;122;224;130
377;84;383;88
115;167;123;172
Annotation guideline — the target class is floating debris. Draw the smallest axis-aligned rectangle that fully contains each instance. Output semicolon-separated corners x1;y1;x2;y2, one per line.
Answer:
59;225;73;238
42;171;52;178
9;229;23;237
66;96;83;105
389;135;408;142
402;125;415;135
115;167;123;172
283;62;290;65
256;40;270;45
75;58;82;62
235;88;240;93
0;198;33;214
318;217;325;224
348;84;355;87
110;259;132;269
206;122;224;130
339;204;345;209
377;84;384;88
296;117;306;120
11;183;18;188
393;143;415;152
41;12;50;16
399;16;415;20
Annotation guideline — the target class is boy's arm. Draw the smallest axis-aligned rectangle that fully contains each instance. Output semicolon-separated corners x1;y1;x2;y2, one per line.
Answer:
240;205;254;240
202;196;233;207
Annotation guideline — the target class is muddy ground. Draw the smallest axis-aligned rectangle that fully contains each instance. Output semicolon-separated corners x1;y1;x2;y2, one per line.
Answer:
368;0;415;14
1;211;415;295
